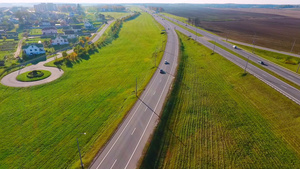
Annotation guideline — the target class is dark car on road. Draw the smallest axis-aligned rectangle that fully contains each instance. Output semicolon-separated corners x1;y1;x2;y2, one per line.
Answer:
160;69;166;74
258;61;265;65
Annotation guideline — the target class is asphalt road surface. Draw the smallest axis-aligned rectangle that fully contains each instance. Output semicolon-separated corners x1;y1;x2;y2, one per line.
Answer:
89;12;179;169
162;14;300;86
154;13;300;105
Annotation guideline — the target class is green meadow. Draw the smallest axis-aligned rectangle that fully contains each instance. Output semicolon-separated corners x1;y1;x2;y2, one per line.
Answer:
0;12;166;168
142;32;300;168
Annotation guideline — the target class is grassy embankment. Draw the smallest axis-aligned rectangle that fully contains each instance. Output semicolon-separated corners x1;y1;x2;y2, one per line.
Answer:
0;12;166;169
231;42;300;74
141;32;300;168
209;40;300;90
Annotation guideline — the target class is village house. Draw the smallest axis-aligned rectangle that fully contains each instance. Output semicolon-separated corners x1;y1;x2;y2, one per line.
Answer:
84;21;93;29
51;36;69;45
40;20;51;27
22;43;45;56
71;25;81;33
63;30;76;39
42;26;57;35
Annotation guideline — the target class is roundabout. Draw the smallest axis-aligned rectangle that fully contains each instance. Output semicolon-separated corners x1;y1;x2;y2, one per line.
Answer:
1;56;64;87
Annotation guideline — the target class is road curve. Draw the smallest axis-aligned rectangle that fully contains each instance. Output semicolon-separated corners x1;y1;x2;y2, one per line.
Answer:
1;20;115;88
89;10;179;169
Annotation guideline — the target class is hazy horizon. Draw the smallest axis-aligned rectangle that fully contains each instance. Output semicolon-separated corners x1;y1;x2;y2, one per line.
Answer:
0;0;299;5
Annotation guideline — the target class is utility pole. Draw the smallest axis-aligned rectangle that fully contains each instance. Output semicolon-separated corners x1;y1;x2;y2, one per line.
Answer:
252;33;256;53
290;39;296;53
244;55;250;74
212;40;216;54
136;77;137;97
226;31;228;41
195;29;197;41
76;133;86;169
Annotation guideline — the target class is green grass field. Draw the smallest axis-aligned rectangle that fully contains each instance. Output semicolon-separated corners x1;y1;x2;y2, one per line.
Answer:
141;32;300;168
231;42;300;74
101;12;129;19
0;12;166;168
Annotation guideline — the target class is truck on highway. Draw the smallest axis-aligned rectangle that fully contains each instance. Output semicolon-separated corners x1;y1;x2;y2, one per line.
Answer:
233;45;237;49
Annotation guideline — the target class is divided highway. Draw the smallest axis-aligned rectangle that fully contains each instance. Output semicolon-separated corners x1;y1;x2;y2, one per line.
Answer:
89;13;179;169
152;13;300;105
162;14;300;86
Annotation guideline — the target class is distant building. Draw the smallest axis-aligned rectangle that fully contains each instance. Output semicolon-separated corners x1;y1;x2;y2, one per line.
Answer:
63;30;76;39
42;26;57;35
84;21;93;29
69;12;75;17
40;20;51;27
51;36;69;45
71;25;82;33
22;44;45;56
34;3;57;12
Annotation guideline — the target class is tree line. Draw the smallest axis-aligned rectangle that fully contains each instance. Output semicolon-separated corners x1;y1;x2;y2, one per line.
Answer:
55;12;141;66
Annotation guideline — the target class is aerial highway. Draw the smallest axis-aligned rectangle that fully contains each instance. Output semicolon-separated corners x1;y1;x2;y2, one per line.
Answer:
89;13;179;169
162;14;300;86
151;12;300;105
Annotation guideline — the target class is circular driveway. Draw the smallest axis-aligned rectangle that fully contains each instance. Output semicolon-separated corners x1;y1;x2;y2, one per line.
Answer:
1;55;64;87
1;67;63;87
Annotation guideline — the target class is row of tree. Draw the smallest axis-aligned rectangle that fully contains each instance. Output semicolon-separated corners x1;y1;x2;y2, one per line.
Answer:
148;7;164;12
58;13;140;64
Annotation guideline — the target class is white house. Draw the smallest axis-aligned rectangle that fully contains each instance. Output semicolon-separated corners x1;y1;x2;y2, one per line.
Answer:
64;30;76;39
84;21;93;29
42;26;57;35
22;44;46;56
51;36;69;45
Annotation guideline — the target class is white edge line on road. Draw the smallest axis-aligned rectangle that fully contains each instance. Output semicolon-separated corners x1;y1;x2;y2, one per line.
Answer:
124;26;178;168
109;159;117;169
124;71;172;169
95;66;161;169
131;128;136;136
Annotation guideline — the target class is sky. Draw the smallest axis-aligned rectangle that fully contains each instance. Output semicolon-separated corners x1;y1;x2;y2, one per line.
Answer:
0;0;299;4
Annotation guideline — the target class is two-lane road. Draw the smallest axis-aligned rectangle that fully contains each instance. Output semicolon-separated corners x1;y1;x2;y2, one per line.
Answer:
89;13;179;169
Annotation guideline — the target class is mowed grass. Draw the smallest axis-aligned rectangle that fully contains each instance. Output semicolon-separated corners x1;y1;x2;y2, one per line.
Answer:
16;70;51;82
0;12;166;168
141;32;300;168
232;42;300;74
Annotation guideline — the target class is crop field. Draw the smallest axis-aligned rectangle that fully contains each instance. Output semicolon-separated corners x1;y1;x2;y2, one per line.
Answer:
141;32;300;168
0;12;166;168
160;4;300;54
231;42;300;74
